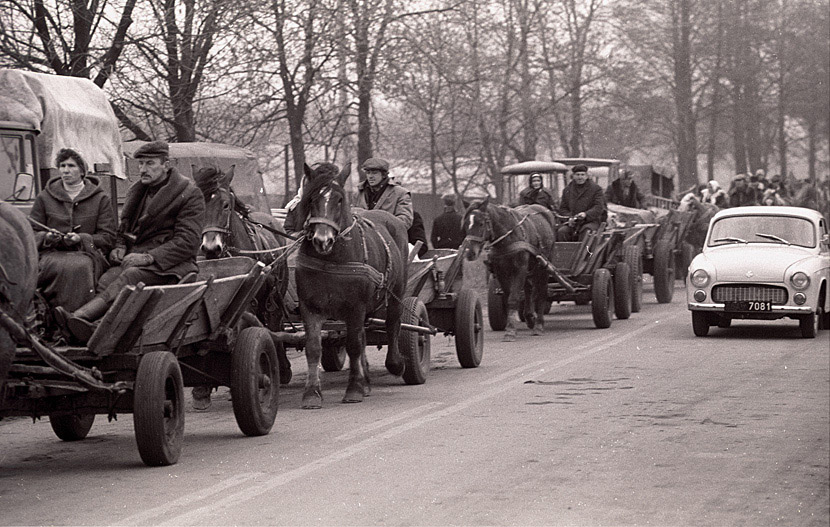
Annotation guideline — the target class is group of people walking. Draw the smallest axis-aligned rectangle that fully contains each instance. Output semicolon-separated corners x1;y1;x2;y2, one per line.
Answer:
698;169;790;209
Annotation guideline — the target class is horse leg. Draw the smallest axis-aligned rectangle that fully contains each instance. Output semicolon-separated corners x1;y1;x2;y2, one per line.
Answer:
301;312;324;409
383;294;405;376
530;270;547;336
523;276;536;330
343;312;369;403
503;274;521;342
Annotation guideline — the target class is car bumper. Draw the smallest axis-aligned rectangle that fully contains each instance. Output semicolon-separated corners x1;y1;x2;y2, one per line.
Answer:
688;303;814;315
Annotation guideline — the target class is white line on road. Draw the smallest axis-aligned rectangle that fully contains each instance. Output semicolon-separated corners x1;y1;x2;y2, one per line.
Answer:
121;313;679;526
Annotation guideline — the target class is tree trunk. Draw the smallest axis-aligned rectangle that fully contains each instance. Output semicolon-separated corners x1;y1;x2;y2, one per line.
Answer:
672;0;698;191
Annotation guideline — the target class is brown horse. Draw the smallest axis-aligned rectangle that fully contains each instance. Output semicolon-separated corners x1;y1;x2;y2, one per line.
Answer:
463;197;557;341
195;167;292;384
0;203;38;389
294;162;408;409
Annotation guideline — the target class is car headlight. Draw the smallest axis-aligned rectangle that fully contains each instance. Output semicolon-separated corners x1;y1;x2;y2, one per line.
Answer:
790;271;810;291
691;269;710;288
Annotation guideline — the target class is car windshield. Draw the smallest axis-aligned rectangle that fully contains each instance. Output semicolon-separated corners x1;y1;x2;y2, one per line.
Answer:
708;215;816;248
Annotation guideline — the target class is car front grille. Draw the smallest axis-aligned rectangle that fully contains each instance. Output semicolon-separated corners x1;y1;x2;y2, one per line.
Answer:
712;284;789;305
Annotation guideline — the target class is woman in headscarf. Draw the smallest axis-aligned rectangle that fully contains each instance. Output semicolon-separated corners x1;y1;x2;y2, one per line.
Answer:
30;148;117;320
518;172;555;210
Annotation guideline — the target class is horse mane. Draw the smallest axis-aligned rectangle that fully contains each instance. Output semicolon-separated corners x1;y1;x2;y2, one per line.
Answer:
298;163;349;230
194;167;228;198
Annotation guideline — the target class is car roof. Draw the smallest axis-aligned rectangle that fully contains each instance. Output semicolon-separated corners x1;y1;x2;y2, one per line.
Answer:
552;158;620;167
712;206;824;222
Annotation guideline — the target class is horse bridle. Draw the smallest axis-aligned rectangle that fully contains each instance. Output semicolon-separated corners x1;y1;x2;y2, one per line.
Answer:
465;209;532;249
201;189;236;257
303;187;357;240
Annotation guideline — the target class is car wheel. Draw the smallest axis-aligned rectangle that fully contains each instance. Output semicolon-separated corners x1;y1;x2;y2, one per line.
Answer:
800;312;818;339
692;311;710;337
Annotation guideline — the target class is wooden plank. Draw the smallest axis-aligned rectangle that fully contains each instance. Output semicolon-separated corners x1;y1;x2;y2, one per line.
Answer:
141;283;209;344
88;284;157;356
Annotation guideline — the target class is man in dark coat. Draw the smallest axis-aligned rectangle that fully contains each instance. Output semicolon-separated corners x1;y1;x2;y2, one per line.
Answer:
605;169;645;209
728;174;758;207
518;173;555;210
430;194;464;250
557;164;607;241
55;141;205;342
408;211;429;258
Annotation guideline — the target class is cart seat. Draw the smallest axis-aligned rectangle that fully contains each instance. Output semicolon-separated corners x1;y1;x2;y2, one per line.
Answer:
197;256;257;280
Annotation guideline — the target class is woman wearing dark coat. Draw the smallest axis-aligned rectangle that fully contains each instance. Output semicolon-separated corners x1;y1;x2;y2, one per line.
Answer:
519;173;555;210
30;148;116;313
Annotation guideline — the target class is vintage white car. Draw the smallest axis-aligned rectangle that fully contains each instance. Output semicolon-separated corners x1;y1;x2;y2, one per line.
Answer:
686;206;830;338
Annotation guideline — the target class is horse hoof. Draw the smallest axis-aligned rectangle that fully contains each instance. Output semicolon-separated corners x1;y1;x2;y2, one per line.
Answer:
531;327;544;336
502;333;516;342
342;392;364;404
302;388;323;409
385;358;404;377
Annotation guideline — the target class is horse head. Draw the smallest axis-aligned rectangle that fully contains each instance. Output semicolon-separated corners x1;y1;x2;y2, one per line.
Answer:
195;166;237;258
462;196;492;261
300;162;352;255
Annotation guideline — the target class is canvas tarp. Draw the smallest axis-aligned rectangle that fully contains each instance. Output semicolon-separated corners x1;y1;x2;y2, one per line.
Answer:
0;69;125;178
123;141;271;214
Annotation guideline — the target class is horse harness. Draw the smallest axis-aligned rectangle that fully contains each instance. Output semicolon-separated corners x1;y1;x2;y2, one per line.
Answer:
297;214;395;301
467;209;549;257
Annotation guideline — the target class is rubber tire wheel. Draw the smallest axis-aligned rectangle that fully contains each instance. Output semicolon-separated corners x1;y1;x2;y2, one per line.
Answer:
692;311;710;337
321;343;347;372
717;317;732;328
455;289;484;368
487;277;507;331
400;297;431;385
653;239;675;304
819;308;830;331
50;414;94;441
614;262;632;320
133;351;185;466
624;245;643;313
591;268;614;329
231;327;279;437
800;312;818;338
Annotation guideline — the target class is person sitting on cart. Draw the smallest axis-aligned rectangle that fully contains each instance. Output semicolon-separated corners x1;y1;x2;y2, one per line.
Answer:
556;164;607;242
55;141;205;343
30;148;117;337
518;172;555;210
354;157;414;229
605;169;645;209
431;193;464;250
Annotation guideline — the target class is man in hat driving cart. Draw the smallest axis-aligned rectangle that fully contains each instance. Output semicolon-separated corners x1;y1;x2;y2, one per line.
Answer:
556;164;607;241
54;141;205;343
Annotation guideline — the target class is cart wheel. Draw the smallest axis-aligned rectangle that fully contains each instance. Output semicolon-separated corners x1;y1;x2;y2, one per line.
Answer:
455;289;484;368
653;239;675;304
591;268;614;329
692;311;710;337
624;245;643;313
133;351;184;466
800;312;818;339
50;414;95;441
321;343;347;372
487;278;507;331
400;297;430;385
614;262;632;320
232;327;279;436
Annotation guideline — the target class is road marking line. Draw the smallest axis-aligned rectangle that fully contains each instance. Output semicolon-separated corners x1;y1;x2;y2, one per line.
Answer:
123;313;681;526
333;401;443;442
480;360;548;385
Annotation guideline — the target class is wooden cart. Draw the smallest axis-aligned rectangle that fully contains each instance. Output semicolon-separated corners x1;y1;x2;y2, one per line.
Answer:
0;256;281;466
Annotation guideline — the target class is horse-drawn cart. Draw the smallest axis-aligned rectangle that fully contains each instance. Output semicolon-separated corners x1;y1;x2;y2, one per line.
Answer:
0;256;281;466
487;222;635;330
280;239;484;385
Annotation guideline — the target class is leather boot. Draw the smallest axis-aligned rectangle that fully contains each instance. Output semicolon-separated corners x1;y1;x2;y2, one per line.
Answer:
54;297;109;344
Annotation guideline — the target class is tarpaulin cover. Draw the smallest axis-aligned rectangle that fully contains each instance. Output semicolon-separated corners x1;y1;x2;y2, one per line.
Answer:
123;141;270;213
0;69;125;178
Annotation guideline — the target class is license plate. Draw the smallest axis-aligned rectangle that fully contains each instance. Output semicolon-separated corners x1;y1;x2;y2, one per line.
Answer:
724;300;772;312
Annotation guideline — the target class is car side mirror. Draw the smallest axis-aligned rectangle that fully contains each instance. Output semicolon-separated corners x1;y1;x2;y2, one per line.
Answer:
11;172;34;201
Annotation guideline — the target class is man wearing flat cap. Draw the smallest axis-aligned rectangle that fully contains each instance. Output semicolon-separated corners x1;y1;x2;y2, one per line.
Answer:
55;140;205;342
431;194;464;250
728;173;758;207
605;169;645;209
557;164;607;241
355;157;414;229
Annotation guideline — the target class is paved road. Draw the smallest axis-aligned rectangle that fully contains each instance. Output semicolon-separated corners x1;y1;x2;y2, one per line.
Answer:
1;281;828;526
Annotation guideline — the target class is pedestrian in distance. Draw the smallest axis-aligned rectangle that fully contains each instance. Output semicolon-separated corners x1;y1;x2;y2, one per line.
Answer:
431;193;464;250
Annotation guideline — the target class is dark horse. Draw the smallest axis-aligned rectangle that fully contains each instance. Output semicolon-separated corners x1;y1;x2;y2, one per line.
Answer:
463;197;556;341
0;203;38;389
194;167;291;383
294;162;408;409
